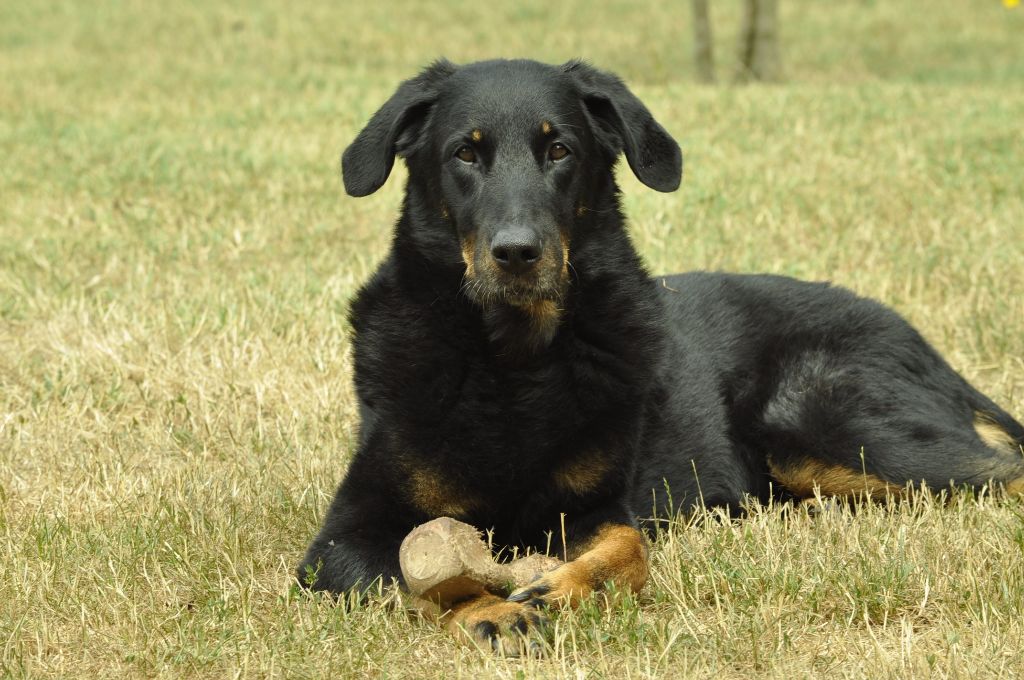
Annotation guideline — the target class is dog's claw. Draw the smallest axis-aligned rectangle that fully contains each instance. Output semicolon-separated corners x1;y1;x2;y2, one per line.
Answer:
507;582;550;604
456;596;550;656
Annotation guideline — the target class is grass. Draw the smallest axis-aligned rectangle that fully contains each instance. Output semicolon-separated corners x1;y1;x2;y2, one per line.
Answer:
2;0;1024;677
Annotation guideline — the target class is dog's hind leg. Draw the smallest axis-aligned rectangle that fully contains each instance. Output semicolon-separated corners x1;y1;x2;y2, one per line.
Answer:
969;406;1024;493
758;348;1024;499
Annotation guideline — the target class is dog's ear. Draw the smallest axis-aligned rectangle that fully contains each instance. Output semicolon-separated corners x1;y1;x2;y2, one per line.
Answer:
342;60;457;197
563;61;682;193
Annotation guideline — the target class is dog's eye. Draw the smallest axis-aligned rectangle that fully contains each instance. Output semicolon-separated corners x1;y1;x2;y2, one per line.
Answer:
455;146;477;164
548;143;570;162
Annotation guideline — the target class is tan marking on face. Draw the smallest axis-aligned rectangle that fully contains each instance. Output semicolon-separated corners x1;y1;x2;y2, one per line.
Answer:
560;232;571;280
471;129;483;142
553;450;612;496
477;235;503;277
576;203;586;218
408;467;478;518
461;232;476;278
974;412;1021;455
541;120;552;135
767;456;897;499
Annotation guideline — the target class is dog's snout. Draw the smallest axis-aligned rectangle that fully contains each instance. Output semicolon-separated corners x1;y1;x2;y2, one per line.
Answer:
490;227;542;275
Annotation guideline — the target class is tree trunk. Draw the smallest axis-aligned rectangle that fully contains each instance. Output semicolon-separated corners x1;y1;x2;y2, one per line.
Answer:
691;0;715;83
737;0;782;83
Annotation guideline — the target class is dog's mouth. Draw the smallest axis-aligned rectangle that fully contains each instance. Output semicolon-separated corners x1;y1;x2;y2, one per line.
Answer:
460;233;570;310
460;270;567;309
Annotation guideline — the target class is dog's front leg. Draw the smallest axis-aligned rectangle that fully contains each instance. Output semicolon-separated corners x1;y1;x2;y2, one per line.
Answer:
441;514;648;655
506;520;649;608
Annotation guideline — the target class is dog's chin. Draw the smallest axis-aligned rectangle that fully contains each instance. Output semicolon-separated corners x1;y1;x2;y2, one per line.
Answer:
471;279;567;353
463;277;564;310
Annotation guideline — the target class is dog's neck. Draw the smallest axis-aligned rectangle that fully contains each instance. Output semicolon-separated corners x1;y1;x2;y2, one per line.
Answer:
481;299;564;356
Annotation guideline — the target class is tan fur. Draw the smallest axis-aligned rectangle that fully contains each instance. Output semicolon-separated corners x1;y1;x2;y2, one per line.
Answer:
553;451;611;495
519;524;648;606
560;232;571;280
447;593;526;627
445;593;536;649
461;232;476;278
974;412;1021;455
535;560;593;602
1004;477;1024;496
577;524;649;591
767;456;897;499
541;120;552;135
408;468;478;518
520;299;561;342
471;129;482;142
503;233;571;346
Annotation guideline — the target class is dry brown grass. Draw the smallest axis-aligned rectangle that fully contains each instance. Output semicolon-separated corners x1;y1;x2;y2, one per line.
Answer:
2;1;1024;677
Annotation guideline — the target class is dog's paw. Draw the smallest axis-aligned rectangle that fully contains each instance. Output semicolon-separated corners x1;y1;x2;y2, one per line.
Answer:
448;594;549;657
506;562;592;608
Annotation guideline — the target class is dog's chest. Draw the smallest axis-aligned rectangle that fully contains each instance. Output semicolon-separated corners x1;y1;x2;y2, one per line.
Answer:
403;350;640;518
352;281;653;527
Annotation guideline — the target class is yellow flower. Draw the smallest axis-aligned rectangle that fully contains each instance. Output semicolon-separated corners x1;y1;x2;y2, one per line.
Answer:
1005;0;1020;8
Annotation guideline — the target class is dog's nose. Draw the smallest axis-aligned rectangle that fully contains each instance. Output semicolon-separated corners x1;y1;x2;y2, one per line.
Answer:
490;227;542;275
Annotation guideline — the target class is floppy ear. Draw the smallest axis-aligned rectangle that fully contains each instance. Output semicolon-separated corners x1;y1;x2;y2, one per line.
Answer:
341;60;457;197
563;61;682;193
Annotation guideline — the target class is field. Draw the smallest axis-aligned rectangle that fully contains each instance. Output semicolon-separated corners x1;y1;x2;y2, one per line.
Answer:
2;0;1024;677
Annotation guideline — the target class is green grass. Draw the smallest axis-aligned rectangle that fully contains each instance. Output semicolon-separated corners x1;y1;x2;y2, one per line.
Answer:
3;0;1024;677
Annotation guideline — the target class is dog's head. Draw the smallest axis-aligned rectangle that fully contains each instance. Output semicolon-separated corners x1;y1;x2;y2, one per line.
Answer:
341;59;681;310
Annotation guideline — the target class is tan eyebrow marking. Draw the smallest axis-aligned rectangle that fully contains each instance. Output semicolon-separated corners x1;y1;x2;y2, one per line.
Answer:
541;121;552;135
471;129;483;142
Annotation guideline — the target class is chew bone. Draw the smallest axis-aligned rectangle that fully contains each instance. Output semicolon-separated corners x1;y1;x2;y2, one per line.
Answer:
399;517;561;609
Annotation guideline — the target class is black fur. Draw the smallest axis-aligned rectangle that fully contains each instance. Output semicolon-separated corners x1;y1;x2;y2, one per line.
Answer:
299;59;1024;594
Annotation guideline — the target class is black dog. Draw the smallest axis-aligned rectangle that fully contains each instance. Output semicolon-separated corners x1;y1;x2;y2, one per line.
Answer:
300;58;1024;650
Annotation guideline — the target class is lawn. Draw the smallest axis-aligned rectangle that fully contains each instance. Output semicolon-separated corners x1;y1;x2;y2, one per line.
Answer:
2;1;1024;677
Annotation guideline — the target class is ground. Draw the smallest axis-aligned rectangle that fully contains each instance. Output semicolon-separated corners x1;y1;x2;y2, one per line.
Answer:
2;1;1024;677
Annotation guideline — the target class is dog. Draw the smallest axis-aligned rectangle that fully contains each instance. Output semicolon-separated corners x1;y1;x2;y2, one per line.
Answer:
299;58;1024;653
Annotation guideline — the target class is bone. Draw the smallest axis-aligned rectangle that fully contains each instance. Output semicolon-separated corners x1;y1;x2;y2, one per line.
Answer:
399;516;561;609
